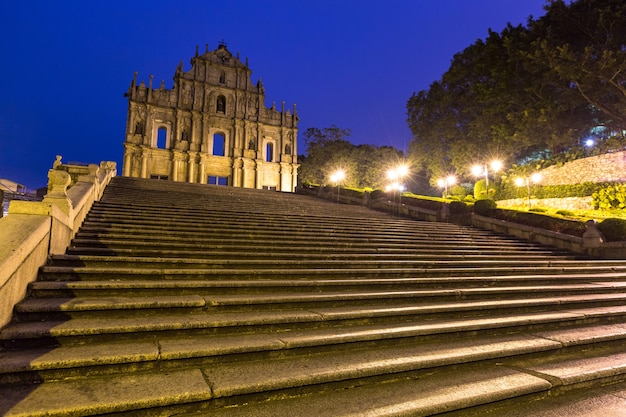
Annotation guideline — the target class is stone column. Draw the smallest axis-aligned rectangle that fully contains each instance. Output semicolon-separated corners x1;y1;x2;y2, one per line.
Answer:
188;152;197;183
233;158;243;188
140;148;150;179
122;145;133;177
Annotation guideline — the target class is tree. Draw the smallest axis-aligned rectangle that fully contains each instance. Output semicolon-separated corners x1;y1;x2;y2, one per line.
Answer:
298;125;357;187
530;0;626;131
298;126;406;189
406;0;622;185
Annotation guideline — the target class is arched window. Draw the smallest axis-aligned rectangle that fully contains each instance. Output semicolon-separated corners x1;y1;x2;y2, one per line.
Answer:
265;142;274;162
216;96;226;113
219;71;226;84
213;133;225;156
157;127;167;149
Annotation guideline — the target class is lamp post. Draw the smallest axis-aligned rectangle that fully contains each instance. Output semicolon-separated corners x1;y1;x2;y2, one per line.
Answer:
330;170;345;203
437;175;456;198
472;160;502;199
386;165;408;191
385;165;408;214
514;173;542;209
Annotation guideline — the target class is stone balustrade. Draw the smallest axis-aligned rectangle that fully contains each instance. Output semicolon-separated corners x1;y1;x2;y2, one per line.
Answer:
0;157;116;327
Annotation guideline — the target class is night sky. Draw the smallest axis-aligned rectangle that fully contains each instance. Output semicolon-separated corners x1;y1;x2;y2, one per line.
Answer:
0;0;547;189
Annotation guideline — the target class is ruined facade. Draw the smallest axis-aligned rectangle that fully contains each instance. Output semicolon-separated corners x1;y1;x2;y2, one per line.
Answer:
122;43;299;191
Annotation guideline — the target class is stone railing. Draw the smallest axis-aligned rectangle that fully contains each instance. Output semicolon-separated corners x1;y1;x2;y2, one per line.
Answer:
0;157;116;327
301;184;626;259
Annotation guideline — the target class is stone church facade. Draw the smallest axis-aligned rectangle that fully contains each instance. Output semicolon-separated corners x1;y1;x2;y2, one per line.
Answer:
122;43;299;191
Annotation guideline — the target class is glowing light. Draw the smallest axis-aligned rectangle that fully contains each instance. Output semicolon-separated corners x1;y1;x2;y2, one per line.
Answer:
471;165;485;177
530;173;542;183
437;175;456;197
330;170;345;184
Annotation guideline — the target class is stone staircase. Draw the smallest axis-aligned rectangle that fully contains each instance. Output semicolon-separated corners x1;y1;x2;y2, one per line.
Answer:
3;176;626;416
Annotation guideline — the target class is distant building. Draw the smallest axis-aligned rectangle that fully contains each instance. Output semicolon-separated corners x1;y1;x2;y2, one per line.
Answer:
0;179;26;194
0;179;41;217
122;43;299;192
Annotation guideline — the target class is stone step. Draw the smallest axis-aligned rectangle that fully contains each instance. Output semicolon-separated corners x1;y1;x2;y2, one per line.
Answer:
3;307;626;386
182;344;626;417
65;245;568;258
4;302;626;350
45;254;588;270
3;333;626;416
77;213;520;237
35;263;626;281
86;203;413;223
28;275;626;297
75;223;514;244
68;236;550;253
12;292;626;325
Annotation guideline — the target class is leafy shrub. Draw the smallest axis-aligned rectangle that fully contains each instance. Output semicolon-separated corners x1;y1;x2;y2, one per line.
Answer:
474;199;497;215
370;190;386;200
342;187;366;199
498;181;615;201
449;200;470;214
592;184;626;210
529;207;547;213
597;218;626;241
400;194;443;211
449;185;468;199
473;179;498;200
556;209;575;216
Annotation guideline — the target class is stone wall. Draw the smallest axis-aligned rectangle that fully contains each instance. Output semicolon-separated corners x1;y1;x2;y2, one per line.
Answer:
497;196;593;211
539;151;626;185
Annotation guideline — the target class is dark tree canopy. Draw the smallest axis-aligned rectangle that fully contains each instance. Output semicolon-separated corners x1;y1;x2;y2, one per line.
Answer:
407;0;626;183
298;125;406;190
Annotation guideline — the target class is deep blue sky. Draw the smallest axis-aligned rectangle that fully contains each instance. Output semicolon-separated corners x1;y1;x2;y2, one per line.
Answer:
0;0;547;189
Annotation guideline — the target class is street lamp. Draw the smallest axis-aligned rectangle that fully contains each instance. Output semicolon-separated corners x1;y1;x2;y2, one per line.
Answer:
385;165;409;215
330;170;345;185
385;165;409;193
472;160;502;198
514;173;542;209
329;170;345;203
436;175;456;198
